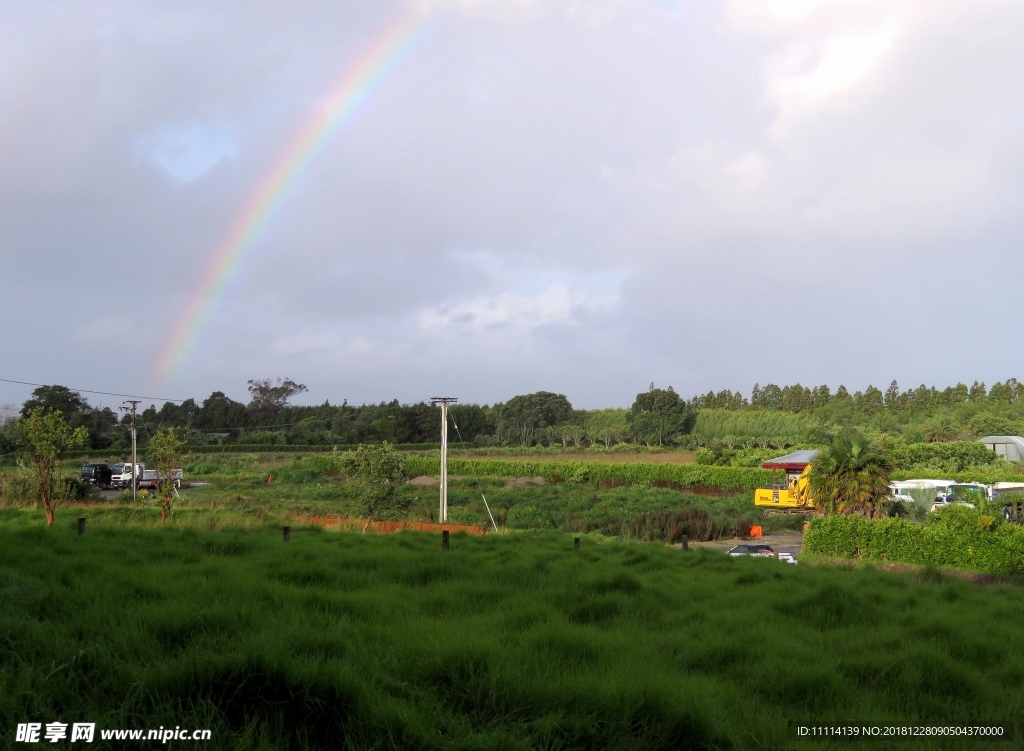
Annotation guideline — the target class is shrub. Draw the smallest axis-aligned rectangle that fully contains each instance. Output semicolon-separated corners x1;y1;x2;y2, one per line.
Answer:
803;506;1024;574
694;448;717;465
884;441;1001;472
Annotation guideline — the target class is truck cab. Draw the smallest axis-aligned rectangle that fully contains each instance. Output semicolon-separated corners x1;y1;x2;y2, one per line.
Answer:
753;450;819;515
110;463;145;489
80;463;112;489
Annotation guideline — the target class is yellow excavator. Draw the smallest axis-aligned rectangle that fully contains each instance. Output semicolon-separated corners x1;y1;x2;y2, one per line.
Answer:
753;450;819;516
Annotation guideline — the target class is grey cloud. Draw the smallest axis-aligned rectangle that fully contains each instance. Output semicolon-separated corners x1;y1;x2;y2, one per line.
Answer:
2;0;1023;410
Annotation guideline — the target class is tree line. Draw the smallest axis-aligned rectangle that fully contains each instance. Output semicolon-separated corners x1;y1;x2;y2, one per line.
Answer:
2;376;1023;455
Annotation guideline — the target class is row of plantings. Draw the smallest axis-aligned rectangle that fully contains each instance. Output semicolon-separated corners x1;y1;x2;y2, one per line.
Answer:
804;505;1024;574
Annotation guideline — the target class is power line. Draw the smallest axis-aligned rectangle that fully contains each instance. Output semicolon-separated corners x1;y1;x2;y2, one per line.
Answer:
0;378;185;404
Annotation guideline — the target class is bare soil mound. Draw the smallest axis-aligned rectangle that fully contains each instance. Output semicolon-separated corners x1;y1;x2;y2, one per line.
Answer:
505;476;546;488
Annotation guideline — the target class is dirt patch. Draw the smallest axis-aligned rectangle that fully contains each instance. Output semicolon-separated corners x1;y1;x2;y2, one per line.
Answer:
505;476;546;488
409;475;438;486
649;481;736;497
688;530;804;556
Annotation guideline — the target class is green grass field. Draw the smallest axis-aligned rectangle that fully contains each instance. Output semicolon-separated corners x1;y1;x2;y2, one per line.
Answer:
118;464;800;540
2;509;1023;750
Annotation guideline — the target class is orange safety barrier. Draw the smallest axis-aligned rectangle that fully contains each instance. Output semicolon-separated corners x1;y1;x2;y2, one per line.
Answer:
749;525;763;538
298;517;489;536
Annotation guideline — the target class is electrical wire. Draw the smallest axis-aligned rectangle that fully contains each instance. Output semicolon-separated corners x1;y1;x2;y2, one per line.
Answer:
1;377;466;436
0;377;185;403
447;411;500;533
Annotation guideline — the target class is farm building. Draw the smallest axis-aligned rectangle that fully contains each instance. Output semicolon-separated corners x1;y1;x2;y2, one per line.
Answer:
979;436;1024;462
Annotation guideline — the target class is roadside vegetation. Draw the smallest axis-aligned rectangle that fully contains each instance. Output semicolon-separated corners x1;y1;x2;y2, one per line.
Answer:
1;519;1022;750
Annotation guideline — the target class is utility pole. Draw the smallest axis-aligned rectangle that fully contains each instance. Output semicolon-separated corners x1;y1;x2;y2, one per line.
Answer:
122;400;140;503
430;397;457;524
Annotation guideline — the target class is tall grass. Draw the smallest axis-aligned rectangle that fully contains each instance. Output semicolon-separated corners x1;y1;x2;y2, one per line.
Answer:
1;511;1022;750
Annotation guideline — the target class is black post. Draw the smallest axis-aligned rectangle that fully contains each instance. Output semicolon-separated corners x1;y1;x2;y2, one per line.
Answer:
442;530;450;552
283;526;291;542
77;517;86;536
574;537;580;551
680;535;688;552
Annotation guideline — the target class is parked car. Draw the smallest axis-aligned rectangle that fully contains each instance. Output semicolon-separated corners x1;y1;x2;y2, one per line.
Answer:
726;543;798;564
80;463;112;489
727;543;776;557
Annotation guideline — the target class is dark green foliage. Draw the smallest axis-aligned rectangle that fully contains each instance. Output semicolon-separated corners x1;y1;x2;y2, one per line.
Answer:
884;441;1002;472
1;518;1022;749
499;392;574;446
246;377;308;425
21;384;90;416
804;505;1024;574
19;385;121;451
809;431;892;517
345;443;410;525
629;385;695;446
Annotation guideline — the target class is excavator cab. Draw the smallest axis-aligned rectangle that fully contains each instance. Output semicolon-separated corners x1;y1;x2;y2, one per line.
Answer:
753;449;819;515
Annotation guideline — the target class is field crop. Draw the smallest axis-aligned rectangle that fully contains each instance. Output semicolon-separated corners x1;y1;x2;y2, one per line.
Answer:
2;510;1023;750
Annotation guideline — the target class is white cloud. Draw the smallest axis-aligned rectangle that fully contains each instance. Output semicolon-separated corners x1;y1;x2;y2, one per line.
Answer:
419;276;620;335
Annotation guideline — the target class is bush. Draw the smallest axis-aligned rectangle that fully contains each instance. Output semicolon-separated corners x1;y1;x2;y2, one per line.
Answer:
400;458;771;491
803;505;1024;574
694;448;717;465
0;471;34;508
884;441;1002;472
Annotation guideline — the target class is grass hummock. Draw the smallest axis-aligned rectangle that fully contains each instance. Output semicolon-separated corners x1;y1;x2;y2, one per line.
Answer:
1;509;1022;749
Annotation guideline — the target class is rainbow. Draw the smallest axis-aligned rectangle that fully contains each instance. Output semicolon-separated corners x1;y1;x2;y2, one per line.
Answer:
156;7;430;385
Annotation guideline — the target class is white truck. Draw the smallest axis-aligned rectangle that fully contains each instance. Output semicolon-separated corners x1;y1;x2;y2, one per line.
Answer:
111;463;182;491
110;463;144;490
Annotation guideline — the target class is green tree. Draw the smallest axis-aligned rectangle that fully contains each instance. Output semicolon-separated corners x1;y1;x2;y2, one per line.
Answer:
247;377;308;425
499;392;574;446
585;408;630;448
21;384;89;418
17;407;88;527
919;414;960;443
809;431;893;518
345;443;410;532
628;385;694;446
148;427;187;525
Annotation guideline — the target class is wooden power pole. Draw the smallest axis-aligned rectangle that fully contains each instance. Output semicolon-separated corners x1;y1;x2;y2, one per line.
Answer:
430;397;457;524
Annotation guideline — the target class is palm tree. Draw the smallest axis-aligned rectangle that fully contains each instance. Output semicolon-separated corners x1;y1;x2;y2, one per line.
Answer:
809;431;893;518
919;414;959;443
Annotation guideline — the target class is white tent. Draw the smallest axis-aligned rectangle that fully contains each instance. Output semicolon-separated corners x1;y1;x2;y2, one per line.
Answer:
979;436;1024;462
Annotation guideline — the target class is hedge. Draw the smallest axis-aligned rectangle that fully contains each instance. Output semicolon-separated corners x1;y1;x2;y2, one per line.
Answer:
306;455;771;491
803;506;1024;575
885;441;1003;472
892;467;1024;484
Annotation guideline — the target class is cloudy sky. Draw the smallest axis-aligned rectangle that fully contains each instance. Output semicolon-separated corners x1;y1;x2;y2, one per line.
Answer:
1;0;1022;410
